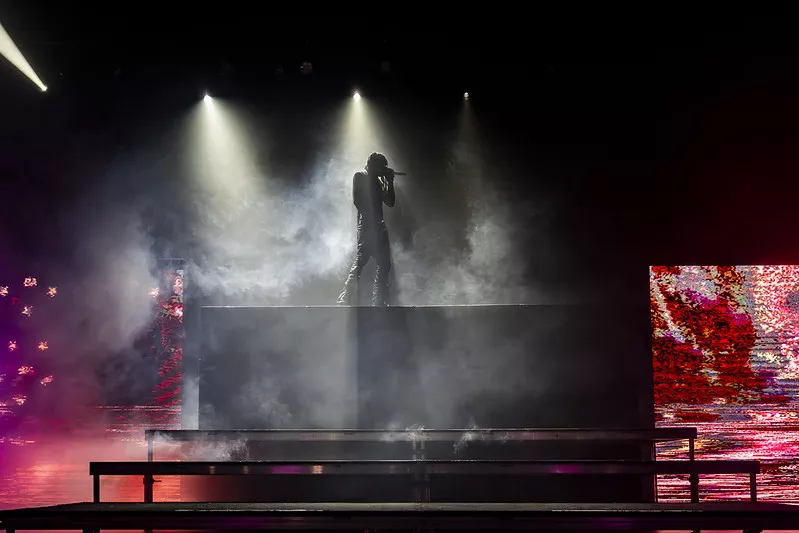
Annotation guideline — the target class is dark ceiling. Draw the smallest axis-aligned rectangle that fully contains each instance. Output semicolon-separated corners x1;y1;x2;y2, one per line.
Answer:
1;6;796;99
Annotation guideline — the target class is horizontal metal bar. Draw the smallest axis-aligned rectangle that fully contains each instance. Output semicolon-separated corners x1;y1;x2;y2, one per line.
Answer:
2;501;797;531
90;459;758;476
2;501;792;513
144;428;696;443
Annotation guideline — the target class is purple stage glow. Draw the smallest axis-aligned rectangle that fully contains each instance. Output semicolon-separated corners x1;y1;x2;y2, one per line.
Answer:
0;277;56;432
0;265;185;508
652;266;799;502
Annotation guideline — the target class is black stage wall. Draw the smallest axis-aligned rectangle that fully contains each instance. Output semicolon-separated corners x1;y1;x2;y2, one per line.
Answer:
199;304;652;430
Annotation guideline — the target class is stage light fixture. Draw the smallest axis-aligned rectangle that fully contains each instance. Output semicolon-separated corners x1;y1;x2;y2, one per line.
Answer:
463;92;469;100
353;91;361;101
203;93;212;103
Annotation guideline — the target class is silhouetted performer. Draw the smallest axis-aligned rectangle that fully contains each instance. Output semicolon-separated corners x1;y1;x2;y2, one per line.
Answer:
338;152;396;306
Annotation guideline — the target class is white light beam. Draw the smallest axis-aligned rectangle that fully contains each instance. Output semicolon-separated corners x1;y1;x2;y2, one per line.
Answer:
0;20;47;91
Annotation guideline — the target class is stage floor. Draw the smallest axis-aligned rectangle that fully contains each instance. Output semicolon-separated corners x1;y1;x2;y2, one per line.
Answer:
3;501;799;530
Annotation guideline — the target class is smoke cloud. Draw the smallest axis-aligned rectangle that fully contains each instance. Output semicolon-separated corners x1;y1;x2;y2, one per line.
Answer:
185;153;357;305
182;98;540;307
4;94;554;438
22;169;162;428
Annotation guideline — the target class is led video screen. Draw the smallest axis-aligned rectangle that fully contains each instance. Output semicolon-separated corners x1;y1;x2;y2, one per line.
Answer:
651;266;799;501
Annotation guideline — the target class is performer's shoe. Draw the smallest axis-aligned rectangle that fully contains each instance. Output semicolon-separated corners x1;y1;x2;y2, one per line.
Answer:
336;290;354;305
372;287;389;307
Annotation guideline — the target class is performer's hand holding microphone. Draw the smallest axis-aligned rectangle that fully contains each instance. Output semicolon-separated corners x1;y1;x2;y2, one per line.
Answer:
382;168;406;181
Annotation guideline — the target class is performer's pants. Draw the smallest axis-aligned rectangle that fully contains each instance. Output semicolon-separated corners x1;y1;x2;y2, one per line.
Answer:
338;225;391;306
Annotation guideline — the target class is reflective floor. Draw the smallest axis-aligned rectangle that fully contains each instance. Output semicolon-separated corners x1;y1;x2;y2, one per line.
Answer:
657;406;799;503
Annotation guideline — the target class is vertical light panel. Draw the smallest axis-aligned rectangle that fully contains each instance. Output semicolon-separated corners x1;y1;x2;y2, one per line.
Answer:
652;265;799;502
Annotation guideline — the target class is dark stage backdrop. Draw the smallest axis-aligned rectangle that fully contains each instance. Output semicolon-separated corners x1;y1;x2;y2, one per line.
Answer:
198;304;652;430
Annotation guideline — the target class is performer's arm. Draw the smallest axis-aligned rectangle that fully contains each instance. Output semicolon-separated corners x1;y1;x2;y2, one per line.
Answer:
381;171;396;207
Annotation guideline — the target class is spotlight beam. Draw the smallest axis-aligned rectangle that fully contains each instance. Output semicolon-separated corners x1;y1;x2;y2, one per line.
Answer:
0;21;47;91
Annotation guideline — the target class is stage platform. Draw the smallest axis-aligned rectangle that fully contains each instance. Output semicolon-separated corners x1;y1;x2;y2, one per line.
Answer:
197;304;652;430
146;427;697;444
194;304;654;503
3;501;799;531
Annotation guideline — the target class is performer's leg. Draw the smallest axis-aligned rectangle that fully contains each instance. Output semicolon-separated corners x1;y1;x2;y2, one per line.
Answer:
337;241;369;305
373;231;392;307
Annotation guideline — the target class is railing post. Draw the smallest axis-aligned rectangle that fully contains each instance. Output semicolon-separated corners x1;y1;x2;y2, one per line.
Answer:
420;440;430;502
411;440;421;503
688;437;699;503
93;474;100;503
143;474;155;503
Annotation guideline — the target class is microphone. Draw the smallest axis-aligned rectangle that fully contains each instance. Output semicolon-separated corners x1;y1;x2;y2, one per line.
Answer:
387;168;407;176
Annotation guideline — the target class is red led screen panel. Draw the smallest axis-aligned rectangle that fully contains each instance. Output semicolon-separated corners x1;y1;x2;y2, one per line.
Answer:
652;266;799;502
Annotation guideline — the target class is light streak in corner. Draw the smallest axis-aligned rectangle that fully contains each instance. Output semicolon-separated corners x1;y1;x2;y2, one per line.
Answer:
0;21;47;91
